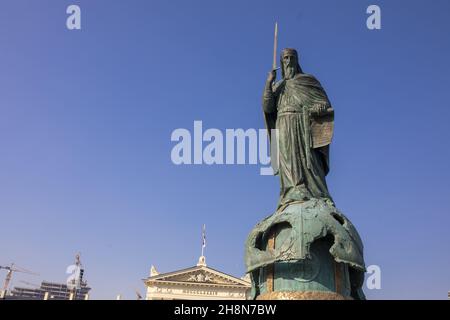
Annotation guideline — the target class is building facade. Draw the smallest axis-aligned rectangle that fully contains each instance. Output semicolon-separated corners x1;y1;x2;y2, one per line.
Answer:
144;256;251;300
7;281;90;300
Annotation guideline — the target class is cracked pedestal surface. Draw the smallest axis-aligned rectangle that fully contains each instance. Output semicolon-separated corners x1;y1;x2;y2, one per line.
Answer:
245;198;366;300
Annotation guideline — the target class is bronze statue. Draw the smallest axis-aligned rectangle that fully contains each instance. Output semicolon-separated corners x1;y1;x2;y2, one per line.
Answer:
263;48;335;210
244;25;366;300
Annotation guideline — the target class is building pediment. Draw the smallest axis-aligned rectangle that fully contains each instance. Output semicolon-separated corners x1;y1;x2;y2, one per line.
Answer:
145;266;250;288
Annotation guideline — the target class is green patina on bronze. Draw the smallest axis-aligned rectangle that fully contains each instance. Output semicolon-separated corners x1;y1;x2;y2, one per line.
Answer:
263;48;334;210
245;199;365;300
245;47;366;300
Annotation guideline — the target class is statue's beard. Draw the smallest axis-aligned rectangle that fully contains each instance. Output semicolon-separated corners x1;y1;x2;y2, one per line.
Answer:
284;65;296;80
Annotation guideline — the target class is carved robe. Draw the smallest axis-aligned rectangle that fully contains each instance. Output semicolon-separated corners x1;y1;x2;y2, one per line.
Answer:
262;73;334;209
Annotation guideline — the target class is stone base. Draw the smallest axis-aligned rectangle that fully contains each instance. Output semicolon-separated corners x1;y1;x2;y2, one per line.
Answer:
256;291;351;300
245;199;366;300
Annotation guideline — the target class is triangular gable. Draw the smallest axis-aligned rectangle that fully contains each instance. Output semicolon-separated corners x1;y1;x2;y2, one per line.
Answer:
145;266;250;287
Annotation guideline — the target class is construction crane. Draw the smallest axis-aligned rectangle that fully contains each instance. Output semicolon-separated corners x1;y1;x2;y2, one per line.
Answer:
0;263;39;292
67;253;86;289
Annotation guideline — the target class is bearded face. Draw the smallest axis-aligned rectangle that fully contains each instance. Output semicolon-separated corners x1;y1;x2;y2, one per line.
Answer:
282;53;298;80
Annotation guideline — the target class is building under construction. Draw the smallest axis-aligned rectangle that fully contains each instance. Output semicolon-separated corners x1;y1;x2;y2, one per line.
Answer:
8;281;91;300
1;253;91;300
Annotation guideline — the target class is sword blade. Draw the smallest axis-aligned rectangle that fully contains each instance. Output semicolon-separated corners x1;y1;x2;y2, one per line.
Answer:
273;22;278;70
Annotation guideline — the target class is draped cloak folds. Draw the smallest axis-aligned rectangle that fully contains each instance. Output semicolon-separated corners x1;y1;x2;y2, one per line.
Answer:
263;73;335;209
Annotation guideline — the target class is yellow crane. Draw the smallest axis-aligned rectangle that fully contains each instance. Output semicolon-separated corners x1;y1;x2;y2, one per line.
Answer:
0;263;39;293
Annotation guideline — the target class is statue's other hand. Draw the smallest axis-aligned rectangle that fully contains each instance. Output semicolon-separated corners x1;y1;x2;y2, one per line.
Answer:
311;104;329;116
266;70;276;84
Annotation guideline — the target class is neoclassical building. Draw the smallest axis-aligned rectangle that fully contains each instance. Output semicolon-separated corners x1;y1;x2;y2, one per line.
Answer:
143;256;251;300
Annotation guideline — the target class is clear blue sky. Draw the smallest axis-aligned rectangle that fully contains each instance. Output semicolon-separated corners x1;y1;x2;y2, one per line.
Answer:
1;0;449;299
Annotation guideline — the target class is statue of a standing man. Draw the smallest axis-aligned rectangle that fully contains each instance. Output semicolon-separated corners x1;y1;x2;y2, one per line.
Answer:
263;48;335;210
246;46;365;301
